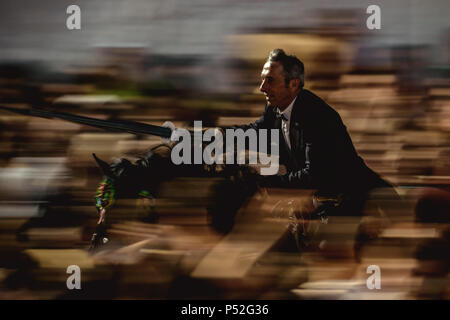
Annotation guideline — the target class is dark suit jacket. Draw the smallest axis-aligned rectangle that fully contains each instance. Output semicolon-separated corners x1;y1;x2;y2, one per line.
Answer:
231;89;391;194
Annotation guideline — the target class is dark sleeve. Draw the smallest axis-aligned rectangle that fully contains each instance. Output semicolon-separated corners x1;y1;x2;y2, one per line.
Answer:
220;106;271;154
261;110;359;192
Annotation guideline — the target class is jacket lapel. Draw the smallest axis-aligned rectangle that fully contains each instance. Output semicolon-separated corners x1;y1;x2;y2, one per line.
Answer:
289;91;304;154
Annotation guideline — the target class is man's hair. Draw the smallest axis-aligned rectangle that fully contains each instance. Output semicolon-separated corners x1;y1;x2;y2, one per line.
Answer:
267;49;305;88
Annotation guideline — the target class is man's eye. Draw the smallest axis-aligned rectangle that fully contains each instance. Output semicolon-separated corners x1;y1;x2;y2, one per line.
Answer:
261;77;272;85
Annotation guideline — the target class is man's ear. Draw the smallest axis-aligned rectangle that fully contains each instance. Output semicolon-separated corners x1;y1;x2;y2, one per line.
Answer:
290;79;300;90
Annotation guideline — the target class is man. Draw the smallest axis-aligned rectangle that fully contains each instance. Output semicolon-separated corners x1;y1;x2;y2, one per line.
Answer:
93;49;393;246
236;49;391;202
227;49;397;253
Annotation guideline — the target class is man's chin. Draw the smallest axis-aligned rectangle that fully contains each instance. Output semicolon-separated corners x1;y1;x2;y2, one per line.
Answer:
265;98;278;108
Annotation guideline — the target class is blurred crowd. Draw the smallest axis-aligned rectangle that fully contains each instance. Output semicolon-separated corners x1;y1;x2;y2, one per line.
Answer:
0;5;449;300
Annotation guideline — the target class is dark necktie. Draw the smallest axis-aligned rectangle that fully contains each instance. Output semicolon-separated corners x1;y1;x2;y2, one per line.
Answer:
276;112;288;121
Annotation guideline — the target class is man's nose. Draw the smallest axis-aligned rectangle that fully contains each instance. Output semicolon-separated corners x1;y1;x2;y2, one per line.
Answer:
260;80;267;93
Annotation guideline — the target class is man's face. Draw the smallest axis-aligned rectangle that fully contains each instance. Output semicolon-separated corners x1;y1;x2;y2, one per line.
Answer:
259;61;298;110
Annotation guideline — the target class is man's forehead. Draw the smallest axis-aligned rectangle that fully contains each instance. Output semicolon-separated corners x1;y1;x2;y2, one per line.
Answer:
261;61;283;75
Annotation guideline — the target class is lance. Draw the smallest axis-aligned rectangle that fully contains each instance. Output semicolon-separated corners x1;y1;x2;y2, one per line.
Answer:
0;105;173;138
0;104;176;252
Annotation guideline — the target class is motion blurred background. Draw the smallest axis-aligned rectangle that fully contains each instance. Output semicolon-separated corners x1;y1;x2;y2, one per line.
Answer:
0;0;449;299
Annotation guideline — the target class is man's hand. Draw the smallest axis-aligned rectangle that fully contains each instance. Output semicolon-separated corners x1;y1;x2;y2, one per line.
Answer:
277;164;287;175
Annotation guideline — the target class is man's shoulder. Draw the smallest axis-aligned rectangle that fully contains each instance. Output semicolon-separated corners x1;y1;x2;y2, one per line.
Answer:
298;89;341;123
